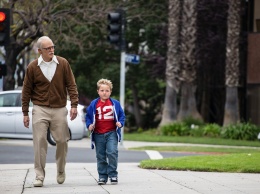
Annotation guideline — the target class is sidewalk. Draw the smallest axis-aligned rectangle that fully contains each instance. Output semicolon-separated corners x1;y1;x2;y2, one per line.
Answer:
1;162;260;194
0;140;260;194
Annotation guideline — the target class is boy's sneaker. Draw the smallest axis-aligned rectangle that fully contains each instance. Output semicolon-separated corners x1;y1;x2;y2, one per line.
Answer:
98;178;107;185
110;177;118;185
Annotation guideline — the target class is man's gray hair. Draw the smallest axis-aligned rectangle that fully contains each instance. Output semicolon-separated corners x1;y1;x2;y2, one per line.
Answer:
36;36;53;49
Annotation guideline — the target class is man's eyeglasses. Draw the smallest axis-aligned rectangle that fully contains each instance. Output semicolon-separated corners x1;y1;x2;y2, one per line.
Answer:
41;45;55;51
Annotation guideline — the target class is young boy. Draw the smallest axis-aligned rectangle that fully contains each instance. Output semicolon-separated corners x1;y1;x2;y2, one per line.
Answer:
86;78;125;185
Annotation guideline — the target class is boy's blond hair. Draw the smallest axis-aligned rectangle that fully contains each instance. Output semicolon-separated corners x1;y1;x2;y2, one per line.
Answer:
97;78;113;90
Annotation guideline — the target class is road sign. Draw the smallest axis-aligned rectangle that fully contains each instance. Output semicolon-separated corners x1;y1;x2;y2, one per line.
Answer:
125;54;140;64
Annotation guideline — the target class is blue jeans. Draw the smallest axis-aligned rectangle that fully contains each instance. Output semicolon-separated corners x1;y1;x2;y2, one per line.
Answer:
94;130;118;181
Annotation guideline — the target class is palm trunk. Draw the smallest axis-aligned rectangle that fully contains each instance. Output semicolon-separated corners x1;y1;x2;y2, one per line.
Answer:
132;84;143;128
160;0;181;126
177;82;202;121
223;87;239;125
177;0;202;121
159;83;177;126
223;0;241;125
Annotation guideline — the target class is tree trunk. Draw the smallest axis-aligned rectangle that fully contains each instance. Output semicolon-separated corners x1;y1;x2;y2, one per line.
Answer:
177;0;202;122
160;0;181;127
132;84;143;128
200;88;209;122
223;0;241;125
3;45;20;90
159;83;177;126
223;87;239;125
177;82;202;121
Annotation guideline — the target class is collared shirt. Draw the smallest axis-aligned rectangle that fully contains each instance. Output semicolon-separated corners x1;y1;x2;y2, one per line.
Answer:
37;55;59;82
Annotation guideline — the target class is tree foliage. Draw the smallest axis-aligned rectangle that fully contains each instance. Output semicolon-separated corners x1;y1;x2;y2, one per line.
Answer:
0;0;247;130
1;0;169;130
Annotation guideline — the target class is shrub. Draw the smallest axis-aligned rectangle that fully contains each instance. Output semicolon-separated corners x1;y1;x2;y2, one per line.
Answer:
189;124;204;137
202;123;221;137
137;127;143;133
221;122;260;141
161;122;190;136
189;123;221;137
182;117;205;128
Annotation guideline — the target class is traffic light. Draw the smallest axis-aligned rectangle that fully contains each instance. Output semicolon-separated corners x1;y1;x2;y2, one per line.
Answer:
0;64;7;78
0;8;10;46
107;9;126;51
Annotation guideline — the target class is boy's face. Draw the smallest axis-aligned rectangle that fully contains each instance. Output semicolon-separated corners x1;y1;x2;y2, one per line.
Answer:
97;84;111;102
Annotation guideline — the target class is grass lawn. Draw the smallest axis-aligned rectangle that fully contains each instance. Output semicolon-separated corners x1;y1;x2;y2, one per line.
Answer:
140;153;260;173
124;133;260;147
125;131;260;173
130;146;260;153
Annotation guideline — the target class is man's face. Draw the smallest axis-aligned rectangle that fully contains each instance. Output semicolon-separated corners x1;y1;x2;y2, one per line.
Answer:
38;39;55;61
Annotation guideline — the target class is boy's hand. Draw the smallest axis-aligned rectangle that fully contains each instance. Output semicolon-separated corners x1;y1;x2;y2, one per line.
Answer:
88;124;95;131
116;122;122;128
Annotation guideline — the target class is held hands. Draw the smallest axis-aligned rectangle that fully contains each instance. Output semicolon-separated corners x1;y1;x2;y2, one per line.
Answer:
70;108;78;121
23;116;30;128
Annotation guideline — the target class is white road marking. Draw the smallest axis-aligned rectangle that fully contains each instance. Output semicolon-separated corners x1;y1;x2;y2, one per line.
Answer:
145;150;163;160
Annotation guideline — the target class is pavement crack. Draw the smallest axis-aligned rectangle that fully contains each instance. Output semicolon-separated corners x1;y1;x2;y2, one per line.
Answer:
83;167;110;193
150;170;202;193
191;173;246;194
21;168;29;194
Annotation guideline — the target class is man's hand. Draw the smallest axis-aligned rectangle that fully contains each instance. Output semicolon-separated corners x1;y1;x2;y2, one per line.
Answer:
70;107;78;121
23;116;30;128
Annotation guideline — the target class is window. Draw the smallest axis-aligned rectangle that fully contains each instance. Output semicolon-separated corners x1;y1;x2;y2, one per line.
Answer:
0;93;19;107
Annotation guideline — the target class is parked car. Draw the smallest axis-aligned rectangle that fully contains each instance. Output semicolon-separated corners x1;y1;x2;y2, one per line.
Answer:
0;90;86;146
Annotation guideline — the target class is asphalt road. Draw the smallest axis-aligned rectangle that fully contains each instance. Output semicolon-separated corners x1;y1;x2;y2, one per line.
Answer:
0;139;200;164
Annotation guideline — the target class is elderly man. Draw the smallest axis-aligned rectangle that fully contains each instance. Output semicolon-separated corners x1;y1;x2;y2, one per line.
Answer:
22;36;78;187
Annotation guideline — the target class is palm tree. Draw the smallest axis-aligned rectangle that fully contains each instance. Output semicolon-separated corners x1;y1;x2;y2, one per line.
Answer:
223;0;241;125
177;0;202;121
160;0;181;126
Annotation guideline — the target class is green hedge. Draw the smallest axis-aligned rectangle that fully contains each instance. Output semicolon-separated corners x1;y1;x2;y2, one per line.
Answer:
160;120;260;141
221;122;260;141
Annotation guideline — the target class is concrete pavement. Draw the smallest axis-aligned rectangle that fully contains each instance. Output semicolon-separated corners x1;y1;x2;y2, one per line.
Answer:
1;163;260;194
0;139;260;194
